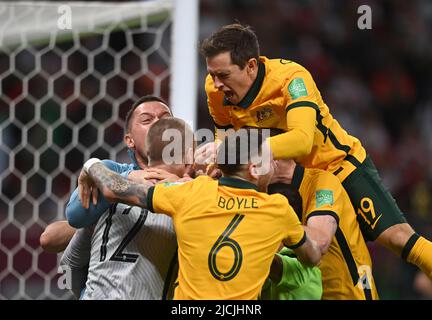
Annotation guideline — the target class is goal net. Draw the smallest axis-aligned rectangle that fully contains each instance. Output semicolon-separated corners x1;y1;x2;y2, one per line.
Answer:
0;0;196;299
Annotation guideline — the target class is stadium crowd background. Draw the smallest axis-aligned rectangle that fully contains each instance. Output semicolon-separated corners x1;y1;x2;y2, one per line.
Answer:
197;0;432;299
1;0;432;299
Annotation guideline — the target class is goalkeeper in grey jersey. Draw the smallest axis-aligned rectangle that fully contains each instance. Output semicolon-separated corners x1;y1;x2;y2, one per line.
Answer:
59;97;192;299
61;204;176;299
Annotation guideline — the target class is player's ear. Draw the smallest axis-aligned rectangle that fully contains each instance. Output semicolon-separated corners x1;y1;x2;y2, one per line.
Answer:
249;163;259;179
124;133;135;149
247;58;257;73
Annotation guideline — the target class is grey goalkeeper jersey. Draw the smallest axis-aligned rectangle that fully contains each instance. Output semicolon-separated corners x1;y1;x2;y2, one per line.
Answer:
66;203;176;300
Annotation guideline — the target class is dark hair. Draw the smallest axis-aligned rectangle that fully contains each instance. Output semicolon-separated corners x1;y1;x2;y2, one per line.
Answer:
265;127;302;216
216;128;265;175
268;182;303;219
200;23;260;69
145;117;194;164
124;95;170;133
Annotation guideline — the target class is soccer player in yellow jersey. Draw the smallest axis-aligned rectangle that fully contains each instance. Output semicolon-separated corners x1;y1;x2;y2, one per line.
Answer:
81;124;321;300
269;159;379;300
198;23;432;280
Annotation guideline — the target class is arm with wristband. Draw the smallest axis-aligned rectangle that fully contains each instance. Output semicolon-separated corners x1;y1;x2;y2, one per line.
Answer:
66;159;132;228
79;158;154;209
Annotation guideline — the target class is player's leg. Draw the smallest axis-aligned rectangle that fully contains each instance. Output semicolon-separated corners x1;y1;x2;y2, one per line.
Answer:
340;156;432;280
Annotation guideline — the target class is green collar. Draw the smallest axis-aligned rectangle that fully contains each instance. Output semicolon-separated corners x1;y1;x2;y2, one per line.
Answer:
291;165;305;190
223;61;266;109
219;177;259;191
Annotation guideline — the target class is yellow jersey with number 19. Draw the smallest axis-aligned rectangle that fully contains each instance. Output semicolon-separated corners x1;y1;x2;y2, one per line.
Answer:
296;166;379;300
147;175;306;300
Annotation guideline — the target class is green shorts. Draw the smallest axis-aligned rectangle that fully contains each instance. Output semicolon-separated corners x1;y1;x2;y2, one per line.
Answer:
341;156;407;241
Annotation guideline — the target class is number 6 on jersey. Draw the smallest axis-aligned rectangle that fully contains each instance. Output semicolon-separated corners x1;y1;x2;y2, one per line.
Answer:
208;214;245;281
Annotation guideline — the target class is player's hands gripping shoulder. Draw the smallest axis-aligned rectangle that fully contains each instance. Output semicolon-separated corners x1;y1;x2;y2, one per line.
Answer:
194;141;219;166
128;168;186;184
194;141;223;178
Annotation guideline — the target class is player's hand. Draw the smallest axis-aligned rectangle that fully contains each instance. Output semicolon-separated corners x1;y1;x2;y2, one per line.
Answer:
78;169;98;209
128;168;181;183
194;142;219;166
205;163;222;179
128;170;151;183
194;162;222;179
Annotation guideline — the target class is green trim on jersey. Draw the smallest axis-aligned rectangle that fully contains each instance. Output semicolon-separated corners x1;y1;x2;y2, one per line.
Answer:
285;100;353;155
219;177;259;191
306;210;340;225
223;62;266;109
334;227;372;300
147;186;155;212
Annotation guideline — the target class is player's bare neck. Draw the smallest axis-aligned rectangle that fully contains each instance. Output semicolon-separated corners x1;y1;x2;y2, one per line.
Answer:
135;153;149;170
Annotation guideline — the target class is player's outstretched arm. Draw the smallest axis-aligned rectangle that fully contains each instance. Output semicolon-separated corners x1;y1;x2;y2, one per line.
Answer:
286;227;322;267
83;158;154;209
268;107;316;160
40;220;76;253
306;215;337;254
66;160;131;228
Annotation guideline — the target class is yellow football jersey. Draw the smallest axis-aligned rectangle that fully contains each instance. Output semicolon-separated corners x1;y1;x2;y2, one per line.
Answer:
205;56;366;181
293;165;379;300
148;175;305;300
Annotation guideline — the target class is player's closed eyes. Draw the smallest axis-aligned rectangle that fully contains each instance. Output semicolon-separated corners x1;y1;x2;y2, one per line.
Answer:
160;113;171;119
210;72;229;80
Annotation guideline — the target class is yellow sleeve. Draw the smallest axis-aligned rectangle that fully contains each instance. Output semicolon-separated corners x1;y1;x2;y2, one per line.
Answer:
303;172;342;225
278;196;307;249
268;107;316;159
268;67;320;160
148;181;192;217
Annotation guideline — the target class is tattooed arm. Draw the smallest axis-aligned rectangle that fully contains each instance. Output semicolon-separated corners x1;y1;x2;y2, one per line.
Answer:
83;159;153;209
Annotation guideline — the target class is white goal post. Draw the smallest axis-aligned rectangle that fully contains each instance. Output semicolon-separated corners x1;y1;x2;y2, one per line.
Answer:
0;0;198;299
0;0;198;127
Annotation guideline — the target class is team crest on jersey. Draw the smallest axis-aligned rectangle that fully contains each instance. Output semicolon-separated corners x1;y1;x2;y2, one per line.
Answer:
256;107;273;123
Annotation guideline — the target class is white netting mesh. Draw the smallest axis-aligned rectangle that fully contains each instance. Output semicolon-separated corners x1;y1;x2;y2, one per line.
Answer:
0;1;173;299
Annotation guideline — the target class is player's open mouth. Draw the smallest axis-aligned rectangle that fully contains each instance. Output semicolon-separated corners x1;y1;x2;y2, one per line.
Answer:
224;91;234;100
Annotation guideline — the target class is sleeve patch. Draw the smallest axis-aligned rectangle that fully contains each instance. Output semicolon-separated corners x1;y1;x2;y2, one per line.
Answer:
163;182;184;187
288;78;308;100
315;190;334;208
